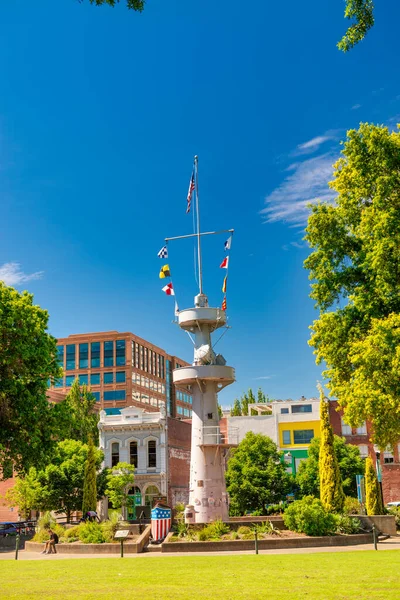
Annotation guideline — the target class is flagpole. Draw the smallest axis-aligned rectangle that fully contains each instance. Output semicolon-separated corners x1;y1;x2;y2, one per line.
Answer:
195;155;203;295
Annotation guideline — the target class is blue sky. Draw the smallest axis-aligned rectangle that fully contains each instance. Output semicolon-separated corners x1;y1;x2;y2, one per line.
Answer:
1;0;400;408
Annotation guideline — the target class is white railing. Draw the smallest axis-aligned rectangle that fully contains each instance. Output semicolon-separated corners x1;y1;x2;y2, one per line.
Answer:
201;426;239;445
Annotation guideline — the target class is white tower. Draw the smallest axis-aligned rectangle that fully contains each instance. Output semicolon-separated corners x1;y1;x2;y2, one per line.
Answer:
173;293;235;522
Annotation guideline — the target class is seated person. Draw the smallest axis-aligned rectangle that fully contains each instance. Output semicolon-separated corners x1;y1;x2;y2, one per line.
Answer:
41;529;59;554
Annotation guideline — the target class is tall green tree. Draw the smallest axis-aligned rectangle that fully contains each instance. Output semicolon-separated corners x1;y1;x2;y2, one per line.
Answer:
105;462;135;514
319;394;345;512
296;436;365;498
338;1;375;52
57;378;99;444
225;432;291;516
82;436;98;515
365;457;384;515
0;283;62;476
230;398;242;417
305;123;400;449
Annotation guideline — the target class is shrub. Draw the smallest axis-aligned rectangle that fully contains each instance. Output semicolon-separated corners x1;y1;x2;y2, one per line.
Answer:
231;531;239;540
174;503;185;521
265;503;287;515
78;522;106;544
64;525;82;539
237;525;254;540
255;521;280;536
33;529;50;543
343;496;361;515
387;507;400;530
175;521;190;538
197;529;209;541
283;495;337;536
52;524;66;538
101;513;122;542
197;520;230;541
335;515;362;534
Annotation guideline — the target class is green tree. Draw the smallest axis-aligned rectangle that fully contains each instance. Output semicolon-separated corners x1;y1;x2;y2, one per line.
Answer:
0;283;62;475
36;439;105;521
56;378;99;444
338;0;374;52
305;123;400;449
82;0;145;10
105;462;135;514
257;388;268;403
365;457;383;515
82;436;98;515
230;398;242;416
319;394;345;512
296;436;365;498
225;432;291;516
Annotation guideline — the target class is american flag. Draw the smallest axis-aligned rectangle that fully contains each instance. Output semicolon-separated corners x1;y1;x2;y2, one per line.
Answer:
186;170;195;214
151;505;172;542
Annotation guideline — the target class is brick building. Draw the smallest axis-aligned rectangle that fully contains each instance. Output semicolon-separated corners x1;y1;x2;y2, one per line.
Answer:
329;400;400;504
49;331;193;419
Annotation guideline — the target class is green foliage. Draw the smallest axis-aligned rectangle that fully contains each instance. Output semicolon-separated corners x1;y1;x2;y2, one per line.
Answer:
335;515;362;534
236;525;254;540
319;394;345;513
296;436;364;499
283;496;337;536
37;511;56;531
338;0;375;52
365;457;384;515
387;506;400;530
78;521;106;544
105;462;135;511
33;515;65;542
230;388;270;416
264;503;287;515
82;436;98;515
56;379;99;445
230;530;239;540
0;282;62;475
101;513;122;542
305;124;400;449
230;398;242;416
343;496;362;515
226;432;291;516
64;525;82;539
84;0;145;10
4;468;43;519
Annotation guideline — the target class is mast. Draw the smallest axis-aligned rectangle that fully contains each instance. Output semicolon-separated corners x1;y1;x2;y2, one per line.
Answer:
194;155;203;295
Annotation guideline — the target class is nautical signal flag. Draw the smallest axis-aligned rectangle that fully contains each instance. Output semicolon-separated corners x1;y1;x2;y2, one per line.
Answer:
162;283;175;296
186;169;195;214
224;236;232;251
222;275;227;293
159;265;171;279
158;245;168;259
220;256;229;269
222;297;227;311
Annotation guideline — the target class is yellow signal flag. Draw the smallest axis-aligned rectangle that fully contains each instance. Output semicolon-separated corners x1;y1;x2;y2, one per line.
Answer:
222;275;227;293
159;264;171;279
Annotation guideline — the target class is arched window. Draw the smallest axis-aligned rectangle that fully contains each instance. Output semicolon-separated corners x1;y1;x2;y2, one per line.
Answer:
144;485;160;506
147;440;157;468
111;442;120;467
130;442;138;468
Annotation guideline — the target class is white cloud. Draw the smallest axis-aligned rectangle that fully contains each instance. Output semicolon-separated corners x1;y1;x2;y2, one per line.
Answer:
261;153;337;226
254;375;273;380
352;104;361;110
0;262;44;286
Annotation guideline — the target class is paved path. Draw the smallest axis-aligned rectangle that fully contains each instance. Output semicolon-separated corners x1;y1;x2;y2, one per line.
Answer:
1;537;399;560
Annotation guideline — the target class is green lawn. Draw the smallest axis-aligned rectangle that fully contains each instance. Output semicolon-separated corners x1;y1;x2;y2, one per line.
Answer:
1;551;400;599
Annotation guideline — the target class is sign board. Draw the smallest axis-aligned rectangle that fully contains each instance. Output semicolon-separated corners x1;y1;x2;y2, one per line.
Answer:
114;530;130;540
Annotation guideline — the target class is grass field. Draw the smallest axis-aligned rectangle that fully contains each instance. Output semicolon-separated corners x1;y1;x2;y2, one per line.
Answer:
1;551;400;599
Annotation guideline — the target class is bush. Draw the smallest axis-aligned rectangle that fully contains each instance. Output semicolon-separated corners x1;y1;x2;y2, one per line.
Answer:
237;525;254;540
64;525;82;540
265;503;287;515
335;515;362;534
174;503;185;521
101;513;122;543
231;531;239;540
33;529;50;543
283;496;337;537
197;520;230;541
387;507;400;530
78;522;106;544
343;496;361;515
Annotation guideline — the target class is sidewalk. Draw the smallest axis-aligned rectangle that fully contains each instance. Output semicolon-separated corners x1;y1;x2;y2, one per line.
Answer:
1;537;399;560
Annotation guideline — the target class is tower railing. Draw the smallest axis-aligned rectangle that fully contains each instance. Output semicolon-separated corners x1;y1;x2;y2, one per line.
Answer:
201;426;239;446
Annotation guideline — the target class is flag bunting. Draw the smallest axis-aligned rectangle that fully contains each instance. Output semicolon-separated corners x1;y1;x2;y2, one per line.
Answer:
159;264;171;279
222;296;227;311
220;256;229;269
162;283;175;296
222;275;227;293
224;236;232;251
158;245;168;259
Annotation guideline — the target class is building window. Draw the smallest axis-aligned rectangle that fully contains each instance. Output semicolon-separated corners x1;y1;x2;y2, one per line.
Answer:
358;444;369;458
90;373;100;386
144;485;160;507
116;371;126;383
293;430;314;444
116;340;126;366
130;442;138;468
104;390;126;401
66;344;75;371
92;392;100;402
281;408;289;414
384;447;394;464
79;374;88;385
140;345;144;370
91;342;100;368
111;442;120;467
104;372;114;384
148;440;157;468
57;345;64;368
135;343;139;369
104;341;114;367
66;375;75;387
291;404;312;414
341;418;352;436
356;422;367;435
282;430;291;445
79;343;88;369
54;377;64;388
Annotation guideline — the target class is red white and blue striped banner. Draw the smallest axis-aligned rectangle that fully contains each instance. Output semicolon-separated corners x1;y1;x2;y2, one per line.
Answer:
151;504;172;542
